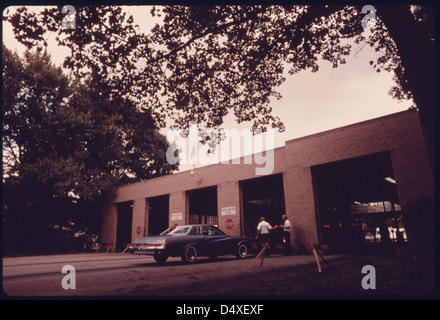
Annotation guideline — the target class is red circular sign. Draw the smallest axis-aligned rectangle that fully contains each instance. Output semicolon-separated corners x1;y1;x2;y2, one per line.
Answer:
136;226;142;235
225;219;234;230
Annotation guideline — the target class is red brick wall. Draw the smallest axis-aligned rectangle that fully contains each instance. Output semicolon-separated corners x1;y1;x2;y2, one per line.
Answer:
101;110;434;249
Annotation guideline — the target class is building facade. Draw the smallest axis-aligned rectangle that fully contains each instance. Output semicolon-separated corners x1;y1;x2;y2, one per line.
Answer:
100;110;434;252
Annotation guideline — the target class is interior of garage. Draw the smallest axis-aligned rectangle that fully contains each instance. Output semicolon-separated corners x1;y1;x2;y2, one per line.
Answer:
187;187;218;225
312;152;405;253
147;195;169;236
116;201;133;251
240;173;286;243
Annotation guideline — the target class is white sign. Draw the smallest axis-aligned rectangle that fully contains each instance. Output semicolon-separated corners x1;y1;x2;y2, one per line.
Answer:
171;212;183;221
221;206;236;216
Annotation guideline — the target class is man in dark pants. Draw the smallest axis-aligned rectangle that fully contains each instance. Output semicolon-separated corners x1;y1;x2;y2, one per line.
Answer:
255;217;277;257
281;215;293;256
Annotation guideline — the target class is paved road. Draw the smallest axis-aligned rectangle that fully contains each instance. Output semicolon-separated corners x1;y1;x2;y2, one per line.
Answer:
2;252;350;297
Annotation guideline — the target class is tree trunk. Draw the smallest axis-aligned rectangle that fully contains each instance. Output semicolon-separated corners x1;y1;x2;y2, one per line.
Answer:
377;5;435;149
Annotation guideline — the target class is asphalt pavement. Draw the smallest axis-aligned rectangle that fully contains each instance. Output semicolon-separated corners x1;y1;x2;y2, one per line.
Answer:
2;251;436;298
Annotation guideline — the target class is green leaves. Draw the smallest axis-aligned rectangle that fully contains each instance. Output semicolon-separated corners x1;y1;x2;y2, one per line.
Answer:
4;5;418;135
2;44;176;204
3;5;433;188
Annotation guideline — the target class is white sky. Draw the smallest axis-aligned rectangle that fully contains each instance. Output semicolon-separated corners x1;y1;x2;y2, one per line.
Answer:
2;5;412;172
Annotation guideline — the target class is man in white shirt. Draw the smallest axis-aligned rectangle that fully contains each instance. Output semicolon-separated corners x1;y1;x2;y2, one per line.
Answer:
255;217;277;257
281;214;293;255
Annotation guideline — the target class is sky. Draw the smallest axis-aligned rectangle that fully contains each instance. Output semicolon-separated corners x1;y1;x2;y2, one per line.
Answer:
2;5;413;172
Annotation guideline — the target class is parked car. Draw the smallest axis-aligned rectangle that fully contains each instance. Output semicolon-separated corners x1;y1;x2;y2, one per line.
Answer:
129;224;255;264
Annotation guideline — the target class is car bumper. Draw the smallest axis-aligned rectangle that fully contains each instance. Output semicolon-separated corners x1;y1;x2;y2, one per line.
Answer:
129;247;165;255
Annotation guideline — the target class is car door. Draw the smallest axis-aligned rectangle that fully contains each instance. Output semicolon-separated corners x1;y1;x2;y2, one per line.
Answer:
201;225;229;256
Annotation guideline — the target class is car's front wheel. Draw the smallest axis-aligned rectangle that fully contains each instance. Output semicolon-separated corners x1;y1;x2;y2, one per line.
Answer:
236;243;248;259
181;245;198;263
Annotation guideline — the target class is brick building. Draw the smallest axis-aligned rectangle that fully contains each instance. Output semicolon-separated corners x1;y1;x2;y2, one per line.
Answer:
100;109;434;252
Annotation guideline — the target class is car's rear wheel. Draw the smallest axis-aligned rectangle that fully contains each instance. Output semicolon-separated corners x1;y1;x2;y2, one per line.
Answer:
181;245;198;263
153;252;168;264
236;243;248;259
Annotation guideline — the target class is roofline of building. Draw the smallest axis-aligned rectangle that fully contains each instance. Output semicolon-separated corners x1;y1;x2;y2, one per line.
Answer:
285;108;417;145
115;109;418;190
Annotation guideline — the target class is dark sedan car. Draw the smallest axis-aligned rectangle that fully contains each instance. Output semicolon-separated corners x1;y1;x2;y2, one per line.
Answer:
129;224;255;264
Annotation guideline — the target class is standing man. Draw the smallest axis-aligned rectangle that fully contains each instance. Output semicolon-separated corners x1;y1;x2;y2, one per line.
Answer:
255;217;277;257
281;214;293;256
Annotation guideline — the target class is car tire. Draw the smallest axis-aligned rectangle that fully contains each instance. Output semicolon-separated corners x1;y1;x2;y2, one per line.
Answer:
153;252;168;264
181;245;198;263
236;243;248;259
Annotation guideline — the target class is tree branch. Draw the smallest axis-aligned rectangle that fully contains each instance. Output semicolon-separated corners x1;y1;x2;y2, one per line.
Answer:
150;7;270;64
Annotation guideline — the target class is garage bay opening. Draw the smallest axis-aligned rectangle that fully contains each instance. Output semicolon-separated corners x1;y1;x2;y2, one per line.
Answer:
116;201;133;252
312;152;405;253
147;195;169;236
240;173;286;243
187;187;218;226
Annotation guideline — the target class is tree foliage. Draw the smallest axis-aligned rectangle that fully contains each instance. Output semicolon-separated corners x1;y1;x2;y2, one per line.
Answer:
3;5;435;142
2;43;178;254
2;44;176;203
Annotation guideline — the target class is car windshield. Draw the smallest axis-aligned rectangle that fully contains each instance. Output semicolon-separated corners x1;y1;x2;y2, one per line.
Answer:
160;226;191;235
